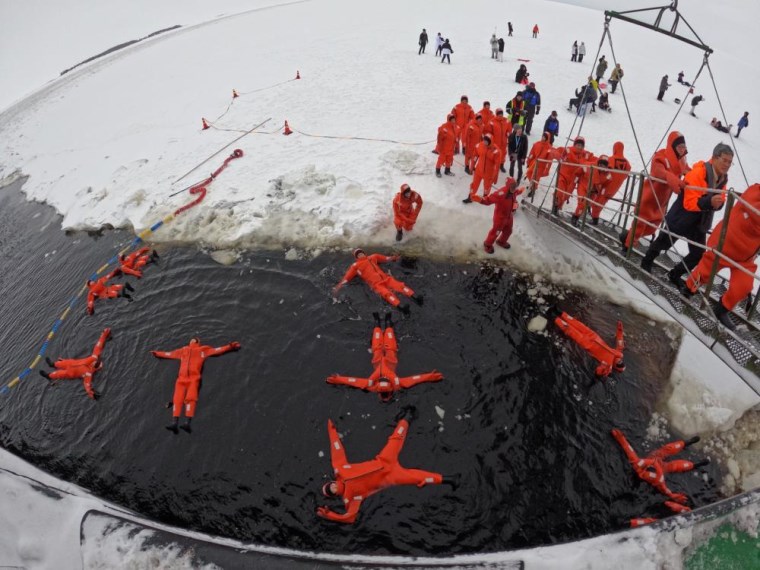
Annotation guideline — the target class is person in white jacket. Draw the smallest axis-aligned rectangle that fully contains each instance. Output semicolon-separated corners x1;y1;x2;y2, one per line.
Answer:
490;34;499;59
578;41;586;63
435;33;444;57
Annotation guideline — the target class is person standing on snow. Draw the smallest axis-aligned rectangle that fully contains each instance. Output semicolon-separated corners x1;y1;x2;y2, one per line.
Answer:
451;95;474;154
435;114;458;178
490;34;499;59
507;125;529;184
464;114;484;174
506;91;526;126
589;141;631;224
418;29;428;54
609;63;624;93
508;22;513;36
522;82;541;135
464;133;502;203
572;155;612;225
736;111;749;138
497;37;505;62
542;110;559;143
473;178;518;253
657;75;671;101
435;32;444;56
552;136;596;215
571;41;578;62
525;132;554;198
578;41;586;62
440;38;453;64
478;101;495;135
490;108;512;174
393;184;423;242
689;95;704;117
595;56;608;82
532;24;539;38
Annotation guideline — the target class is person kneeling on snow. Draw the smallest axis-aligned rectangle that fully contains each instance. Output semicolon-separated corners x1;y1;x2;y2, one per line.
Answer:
393;183;423;242
473;178;518;254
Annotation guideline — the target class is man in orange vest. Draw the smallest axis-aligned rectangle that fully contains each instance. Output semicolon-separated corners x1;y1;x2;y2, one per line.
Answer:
392;183;423;242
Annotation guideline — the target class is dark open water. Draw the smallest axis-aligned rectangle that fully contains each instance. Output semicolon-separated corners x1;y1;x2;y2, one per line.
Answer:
0;179;721;556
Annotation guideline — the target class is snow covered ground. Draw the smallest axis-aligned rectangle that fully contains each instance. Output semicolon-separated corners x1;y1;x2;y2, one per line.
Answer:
1;0;759;566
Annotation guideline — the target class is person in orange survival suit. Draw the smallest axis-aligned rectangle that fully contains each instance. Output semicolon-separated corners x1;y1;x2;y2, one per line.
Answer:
333;249;423;314
629;501;692;528
434;114;458;178
317;408;459;524
464;114;484;174
86;269;133;315
478;101;495;135
39;328;111;400
464;134;502;203
151;337;241;433
473;178;517;254
393;184;423;242
451;95;474;154
621;131;689;251
547;306;625;378
572;155;612;225
525;132;554;199
611;428;709;504
552;136;596;214
589;141;631;225
490;108;512;174
685;183;760;330
118;247;159;278
327;312;443;401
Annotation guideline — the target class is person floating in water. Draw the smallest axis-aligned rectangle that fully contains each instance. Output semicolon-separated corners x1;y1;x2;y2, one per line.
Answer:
547;307;625;378
612;428;709;504
151;337;241;433
39;328;111;399
86;269;133;315
327;312;443;401
629;500;691;527
317;408;459;524
333;248;423;314
118;247;159;278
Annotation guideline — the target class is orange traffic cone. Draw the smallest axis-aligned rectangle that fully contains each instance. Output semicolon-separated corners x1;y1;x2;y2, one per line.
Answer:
232;89;239;99
283;120;293;135
202;118;211;130
296;70;301;80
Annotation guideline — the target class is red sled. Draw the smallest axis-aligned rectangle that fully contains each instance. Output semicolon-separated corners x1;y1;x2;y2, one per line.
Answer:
517;58;531;62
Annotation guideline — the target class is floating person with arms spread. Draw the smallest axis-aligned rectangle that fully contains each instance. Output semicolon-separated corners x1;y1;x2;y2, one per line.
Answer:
40;328;111;400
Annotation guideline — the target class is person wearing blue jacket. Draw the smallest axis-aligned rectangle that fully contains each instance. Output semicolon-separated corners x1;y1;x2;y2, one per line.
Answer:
522;82;541;135
736;112;749;138
542;111;559;143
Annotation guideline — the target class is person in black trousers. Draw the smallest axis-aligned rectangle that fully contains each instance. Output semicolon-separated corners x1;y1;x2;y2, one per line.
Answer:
508;125;529;183
418;29;428;54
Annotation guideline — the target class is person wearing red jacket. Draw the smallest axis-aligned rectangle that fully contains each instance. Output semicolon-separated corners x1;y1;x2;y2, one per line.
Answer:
86;269;133;315
640;144;731;288
532;24;539;38
552;136;596;214
333;249;422;314
118;247;159;278
489;108;512;173
465;134;502;203
685;183;760;330
451;95;475;154
611;428;708;504
572;155;612;225
621;131;689;251
548;307;625;377
525;132;554;198
152;337;241;433
464;115;484;174
393;183;423;242
317;409;459;524
589;141;631;224
435;114;458;178
327;312;443;401
39;328;111;399
478;101;495;135
473;178;517;253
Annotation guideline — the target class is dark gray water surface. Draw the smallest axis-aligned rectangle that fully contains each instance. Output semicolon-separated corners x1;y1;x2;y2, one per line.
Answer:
0;179;721;556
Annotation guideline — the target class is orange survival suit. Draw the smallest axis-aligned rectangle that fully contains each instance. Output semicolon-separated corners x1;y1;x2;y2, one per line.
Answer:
435;116;458;174
573;155;612;220
490;111;512;170
612;428;707;504
152;337;241;432
316;416;448;524
469;136;502;199
552;310;625;377
118;247;157;278
334;249;419;311
393;184;423;233
451;97;475;153
86;269;130;315
553;137;596;211
474;179;517;253
464;116;484;172
589;141;631;221
327;313;442;400
623;131;689;248
40;328;111;399
686;183;760;311
525;132;554;195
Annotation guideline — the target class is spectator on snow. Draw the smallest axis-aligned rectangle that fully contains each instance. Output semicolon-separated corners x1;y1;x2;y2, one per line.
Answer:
508;125;529;184
508;22;513;36
677;71;691;87
418;29;428;55
578;41;586;62
569;80;597;115
506;91;526;126
608;63;624;93
435;33;444;56
689;95;704;117
571;41;579;62
515;64;529;84
596;56;608;82
711;118;732;133
532;24;539;38
497;37;505;62
522;82;541;135
736;112;749;138
441;38;453;64
543;110;559;143
490;34;499;59
657;75;671;101
598;91;611;112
